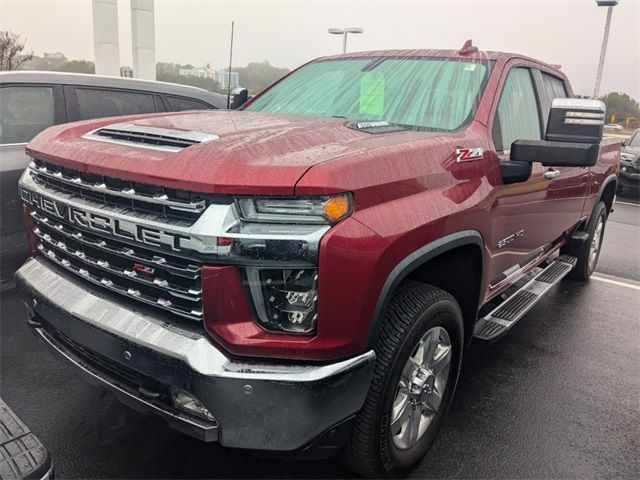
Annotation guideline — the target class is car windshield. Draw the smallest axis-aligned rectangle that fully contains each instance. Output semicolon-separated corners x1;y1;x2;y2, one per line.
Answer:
246;57;490;131
629;132;640;147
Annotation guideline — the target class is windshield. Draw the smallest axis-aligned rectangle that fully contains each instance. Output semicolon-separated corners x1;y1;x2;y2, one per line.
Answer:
629;132;640;147
246;57;489;131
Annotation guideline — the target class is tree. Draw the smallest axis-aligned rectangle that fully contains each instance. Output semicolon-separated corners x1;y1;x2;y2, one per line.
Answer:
55;60;95;74
600;92;640;128
233;61;290;94
0;31;33;70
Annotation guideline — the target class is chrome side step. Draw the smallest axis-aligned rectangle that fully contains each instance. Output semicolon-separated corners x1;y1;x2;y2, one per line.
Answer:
474;255;577;341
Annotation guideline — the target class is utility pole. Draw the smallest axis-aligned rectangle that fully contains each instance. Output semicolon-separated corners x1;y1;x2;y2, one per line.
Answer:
227;21;234;109
593;0;618;98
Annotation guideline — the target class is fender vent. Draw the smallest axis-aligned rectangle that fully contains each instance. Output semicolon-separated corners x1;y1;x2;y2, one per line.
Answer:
84;123;219;151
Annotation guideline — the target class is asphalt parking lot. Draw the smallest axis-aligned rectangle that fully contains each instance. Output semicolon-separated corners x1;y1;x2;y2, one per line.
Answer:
1;197;639;479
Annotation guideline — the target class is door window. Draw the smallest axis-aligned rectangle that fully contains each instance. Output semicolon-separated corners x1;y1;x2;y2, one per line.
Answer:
538;72;568;126
492;68;542;153
74;88;156;120
165;96;212;111
0;86;55;144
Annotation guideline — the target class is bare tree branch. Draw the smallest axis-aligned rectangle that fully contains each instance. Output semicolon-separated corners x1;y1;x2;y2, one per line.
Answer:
0;31;34;71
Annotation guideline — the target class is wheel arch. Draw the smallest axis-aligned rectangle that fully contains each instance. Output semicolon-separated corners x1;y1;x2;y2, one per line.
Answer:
366;230;485;349
598;174;618;215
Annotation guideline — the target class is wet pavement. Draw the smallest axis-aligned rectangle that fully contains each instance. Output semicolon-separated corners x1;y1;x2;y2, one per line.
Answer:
1;199;638;479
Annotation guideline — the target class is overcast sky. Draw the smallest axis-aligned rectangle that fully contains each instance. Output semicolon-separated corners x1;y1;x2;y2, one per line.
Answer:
2;0;639;98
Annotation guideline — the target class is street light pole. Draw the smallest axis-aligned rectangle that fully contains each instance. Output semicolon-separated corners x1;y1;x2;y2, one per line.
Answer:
328;27;364;54
593;0;618;98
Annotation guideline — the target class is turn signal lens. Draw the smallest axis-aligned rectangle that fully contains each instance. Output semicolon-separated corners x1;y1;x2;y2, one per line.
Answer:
323;194;350;222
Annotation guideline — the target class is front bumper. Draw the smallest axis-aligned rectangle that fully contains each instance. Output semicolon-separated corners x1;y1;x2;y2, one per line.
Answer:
16;257;375;451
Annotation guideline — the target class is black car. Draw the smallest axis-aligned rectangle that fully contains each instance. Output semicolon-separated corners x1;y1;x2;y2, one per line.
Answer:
0;71;226;282
619;128;640;196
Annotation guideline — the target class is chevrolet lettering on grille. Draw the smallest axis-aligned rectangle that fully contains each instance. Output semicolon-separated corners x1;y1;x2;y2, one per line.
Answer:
20;187;192;251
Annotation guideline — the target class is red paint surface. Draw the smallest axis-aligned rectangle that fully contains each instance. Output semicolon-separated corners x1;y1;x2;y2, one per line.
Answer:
26;50;621;361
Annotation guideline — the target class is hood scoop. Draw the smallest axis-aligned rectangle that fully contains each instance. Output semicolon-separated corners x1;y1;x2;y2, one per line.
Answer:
83;122;219;152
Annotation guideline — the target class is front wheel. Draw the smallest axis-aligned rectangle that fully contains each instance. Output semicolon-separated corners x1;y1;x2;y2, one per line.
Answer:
343;282;463;478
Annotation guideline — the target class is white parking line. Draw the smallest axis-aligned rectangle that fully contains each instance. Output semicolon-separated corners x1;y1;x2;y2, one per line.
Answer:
591;274;640;291
615;201;639;207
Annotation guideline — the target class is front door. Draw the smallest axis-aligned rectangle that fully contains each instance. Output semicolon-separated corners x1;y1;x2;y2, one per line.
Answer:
486;66;587;292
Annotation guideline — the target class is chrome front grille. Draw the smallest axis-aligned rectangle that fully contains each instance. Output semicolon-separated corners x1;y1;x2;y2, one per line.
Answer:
29;159;214;222
30;209;203;321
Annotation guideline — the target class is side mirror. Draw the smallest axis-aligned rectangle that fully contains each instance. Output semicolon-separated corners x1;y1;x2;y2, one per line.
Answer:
510;98;605;169
229;87;249;109
622;139;627;146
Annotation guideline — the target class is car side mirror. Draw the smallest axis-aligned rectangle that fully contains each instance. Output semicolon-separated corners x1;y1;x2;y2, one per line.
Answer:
621;139;627;146
229;87;249;109
509;98;605;172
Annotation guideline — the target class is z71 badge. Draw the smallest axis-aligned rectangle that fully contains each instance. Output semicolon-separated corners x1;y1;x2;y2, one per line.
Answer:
455;147;484;162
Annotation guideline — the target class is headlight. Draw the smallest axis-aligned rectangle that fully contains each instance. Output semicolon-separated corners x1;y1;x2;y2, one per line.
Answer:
236;194;351;224
245;268;318;333
621;152;635;161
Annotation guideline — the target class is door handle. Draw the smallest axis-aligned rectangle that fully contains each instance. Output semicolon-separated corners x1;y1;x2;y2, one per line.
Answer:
544;169;561;180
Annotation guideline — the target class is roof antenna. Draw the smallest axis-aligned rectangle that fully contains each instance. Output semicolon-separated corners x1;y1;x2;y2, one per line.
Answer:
226;20;235;109
458;39;478;56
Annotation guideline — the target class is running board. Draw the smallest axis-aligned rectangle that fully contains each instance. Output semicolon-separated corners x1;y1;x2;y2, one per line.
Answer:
474;255;577;341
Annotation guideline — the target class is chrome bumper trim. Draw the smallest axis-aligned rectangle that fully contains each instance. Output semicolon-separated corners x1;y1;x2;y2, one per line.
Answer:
17;257;373;380
16;257;376;450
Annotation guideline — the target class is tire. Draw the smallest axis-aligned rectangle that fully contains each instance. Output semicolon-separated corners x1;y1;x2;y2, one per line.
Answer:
342;282;463;478
568;201;607;281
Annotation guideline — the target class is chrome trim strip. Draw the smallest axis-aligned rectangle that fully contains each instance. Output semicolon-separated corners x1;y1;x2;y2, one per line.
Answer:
37;244;202;319
565;111;605;119
34;227;202;300
29;161;207;213
20;169;329;262
551;98;606;112
82;122;219;152
564;118;605;126
18;257;375;381
31;210;200;278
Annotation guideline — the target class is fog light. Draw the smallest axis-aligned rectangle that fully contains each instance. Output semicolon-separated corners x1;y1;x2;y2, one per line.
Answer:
170;388;215;421
245;268;318;333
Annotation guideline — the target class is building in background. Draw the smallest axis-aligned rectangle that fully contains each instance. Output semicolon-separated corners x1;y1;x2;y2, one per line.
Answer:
216;70;240;90
179;66;216;79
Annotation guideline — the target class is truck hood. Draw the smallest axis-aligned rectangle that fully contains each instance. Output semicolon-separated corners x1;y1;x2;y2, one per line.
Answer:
26;110;442;195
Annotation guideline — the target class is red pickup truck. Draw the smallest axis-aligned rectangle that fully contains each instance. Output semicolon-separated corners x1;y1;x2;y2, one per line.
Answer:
15;46;620;477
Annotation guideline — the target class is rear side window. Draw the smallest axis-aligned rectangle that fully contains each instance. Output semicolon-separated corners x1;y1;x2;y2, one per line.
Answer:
74;88;156;120
493;68;542;153
0;86;55;144
538;72;568;125
165;96;212;111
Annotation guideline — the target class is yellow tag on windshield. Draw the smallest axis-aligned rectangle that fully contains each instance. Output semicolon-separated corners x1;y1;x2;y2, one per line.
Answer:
360;72;385;116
